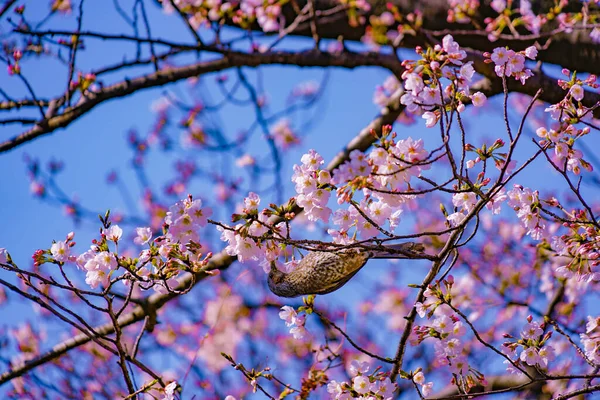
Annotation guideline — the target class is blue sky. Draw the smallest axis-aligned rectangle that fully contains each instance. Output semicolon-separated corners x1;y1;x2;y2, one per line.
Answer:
2;1;600;397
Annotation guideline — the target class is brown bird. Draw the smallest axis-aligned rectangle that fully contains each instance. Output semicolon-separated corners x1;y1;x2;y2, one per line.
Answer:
268;242;426;297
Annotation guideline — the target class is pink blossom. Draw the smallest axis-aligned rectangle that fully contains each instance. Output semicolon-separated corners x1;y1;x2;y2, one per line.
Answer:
388;209;404;231
50;241;70;262
244;192;260;211
413;371;425;384
375;377;395;398
153;277;179;294
256;4;282;32
570;84;584;101
102;225;123;242
452;191;477;212
422;111;438;128
404;72;424;93
234;237;261;262
327;380;345;397
279;306;297;327
368;201;391;225
520;347;541;366
514;69;533;84
537;345;555;367
449;355;469;375
422;382;434;396
447;211;466;226
357;217;379;239
134;227;152;245
460;62;475;82
400;92;420;113
187;199;212;227
138;249;151;265
300;149;324;171
85;269;109;289
289;324;307;340
352;375;370;394
490;0;506;12
432;315;455;334
76;247;96;270
442;35;467;64
95;251;118;270
162;381;177;400
349;360;370;375
507;53;525;74
486;188;507;214
491;47;510;65
536;127;548;139
471;91;486;107
420;86;442;106
524;46;538;60
586;316;600;333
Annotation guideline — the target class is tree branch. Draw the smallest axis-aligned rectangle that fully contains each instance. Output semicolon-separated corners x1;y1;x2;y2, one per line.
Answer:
0;91;406;386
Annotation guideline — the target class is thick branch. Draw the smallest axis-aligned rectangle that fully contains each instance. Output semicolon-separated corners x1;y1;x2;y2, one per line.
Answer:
276;0;600;75
0;49;400;153
3;45;598;154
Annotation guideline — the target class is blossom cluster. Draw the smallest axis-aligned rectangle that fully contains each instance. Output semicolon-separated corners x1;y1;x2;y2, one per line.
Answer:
278;305;308;340
43;196;213;291
327;133;429;244
446;145;511;227
549;212;600;283
447;0;600;44
506;185;546;240
292;149;333;222
413;279;485;393
397;35;488;128
447;0;479;24
327;360;397;400
162;0;284;32
502;316;555;372
218;191;293;272
485;45;537;84
580;315;600;364
219;129;433;268
504;184;600;284
536;70;597;175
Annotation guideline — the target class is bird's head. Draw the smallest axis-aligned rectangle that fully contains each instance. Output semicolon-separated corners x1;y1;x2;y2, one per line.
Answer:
267;264;298;298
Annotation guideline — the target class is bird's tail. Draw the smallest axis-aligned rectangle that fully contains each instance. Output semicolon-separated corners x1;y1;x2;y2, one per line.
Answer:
368;242;427;259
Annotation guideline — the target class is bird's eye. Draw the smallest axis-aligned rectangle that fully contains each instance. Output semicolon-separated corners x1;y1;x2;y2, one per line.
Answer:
270;270;284;284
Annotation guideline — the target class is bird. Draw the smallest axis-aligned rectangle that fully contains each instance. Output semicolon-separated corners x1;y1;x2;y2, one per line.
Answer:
267;242;427;298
